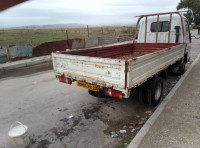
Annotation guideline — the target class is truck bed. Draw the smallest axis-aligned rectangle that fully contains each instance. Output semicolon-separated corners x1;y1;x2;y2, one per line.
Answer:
58;43;180;60
52;42;184;98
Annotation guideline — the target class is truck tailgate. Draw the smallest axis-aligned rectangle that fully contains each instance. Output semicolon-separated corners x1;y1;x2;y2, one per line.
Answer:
52;53;126;89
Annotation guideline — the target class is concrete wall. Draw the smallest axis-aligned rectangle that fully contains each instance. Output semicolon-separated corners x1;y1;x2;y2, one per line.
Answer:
8;45;32;60
85;37;98;48
98;37;119;45
69;39;85;49
71;40;85;49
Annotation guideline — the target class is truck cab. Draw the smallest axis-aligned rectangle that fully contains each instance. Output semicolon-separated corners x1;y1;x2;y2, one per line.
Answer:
136;13;190;62
138;15;190;43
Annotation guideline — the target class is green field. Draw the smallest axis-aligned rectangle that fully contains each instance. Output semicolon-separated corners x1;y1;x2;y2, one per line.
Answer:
0;26;135;47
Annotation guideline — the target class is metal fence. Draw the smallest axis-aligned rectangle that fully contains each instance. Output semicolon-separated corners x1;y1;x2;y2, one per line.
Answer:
0;35;133;63
0;48;8;64
8;45;32;60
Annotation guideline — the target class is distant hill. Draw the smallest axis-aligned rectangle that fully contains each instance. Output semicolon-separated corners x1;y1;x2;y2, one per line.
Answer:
9;23;85;29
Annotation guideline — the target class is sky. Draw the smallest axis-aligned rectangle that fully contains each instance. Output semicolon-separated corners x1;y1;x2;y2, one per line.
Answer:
0;0;181;28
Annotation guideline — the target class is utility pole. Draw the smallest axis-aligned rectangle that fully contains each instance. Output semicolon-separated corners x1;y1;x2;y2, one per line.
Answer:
66;30;69;40
87;25;89;38
6;47;11;61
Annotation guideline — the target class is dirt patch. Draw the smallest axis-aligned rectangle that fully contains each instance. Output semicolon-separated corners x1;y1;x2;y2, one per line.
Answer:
67;39;84;49
32;40;69;57
82;106;101;119
98;99;153;140
51;117;82;141
36;139;51;148
32;39;85;57
51;127;74;140
29;116;82;147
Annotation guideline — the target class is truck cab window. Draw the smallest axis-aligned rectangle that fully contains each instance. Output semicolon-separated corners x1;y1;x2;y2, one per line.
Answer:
151;22;162;32
151;21;169;32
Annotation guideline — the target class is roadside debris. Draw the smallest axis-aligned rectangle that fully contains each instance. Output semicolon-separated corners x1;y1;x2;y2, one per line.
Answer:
137;121;144;125
145;110;153;116
131;128;136;132
120;130;126;134
171;80;177;84
8;121;30;148
168;81;177;89
170;83;175;87
68;114;74;119
129;122;135;126
110;132;119;138
60;118;69;122
123;125;127;129
136;115;140;118
130;127;141;133
188;60;194;64
167;87;172;91
163;89;168;96
60;114;74;122
129;126;134;129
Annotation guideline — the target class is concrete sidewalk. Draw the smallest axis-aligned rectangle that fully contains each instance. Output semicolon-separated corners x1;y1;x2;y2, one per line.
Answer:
0;55;51;74
128;53;200;148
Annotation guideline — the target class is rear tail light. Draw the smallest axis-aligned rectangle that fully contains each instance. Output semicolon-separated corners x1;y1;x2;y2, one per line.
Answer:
66;78;72;84
104;88;123;99
59;76;72;84
59;76;66;83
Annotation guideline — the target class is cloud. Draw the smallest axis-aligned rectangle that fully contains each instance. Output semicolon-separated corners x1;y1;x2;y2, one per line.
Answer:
0;0;180;28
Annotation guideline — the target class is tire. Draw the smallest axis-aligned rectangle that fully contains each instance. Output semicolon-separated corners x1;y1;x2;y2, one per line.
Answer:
88;90;106;98
172;59;185;75
138;86;148;104
143;75;163;107
180;62;185;75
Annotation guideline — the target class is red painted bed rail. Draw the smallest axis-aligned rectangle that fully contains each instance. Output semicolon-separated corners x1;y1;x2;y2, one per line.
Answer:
57;43;181;60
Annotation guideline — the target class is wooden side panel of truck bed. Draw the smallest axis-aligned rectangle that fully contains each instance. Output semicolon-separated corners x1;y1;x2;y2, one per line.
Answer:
127;44;185;89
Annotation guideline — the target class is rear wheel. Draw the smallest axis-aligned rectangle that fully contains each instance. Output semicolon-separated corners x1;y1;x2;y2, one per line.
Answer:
147;77;163;107
143;75;163;107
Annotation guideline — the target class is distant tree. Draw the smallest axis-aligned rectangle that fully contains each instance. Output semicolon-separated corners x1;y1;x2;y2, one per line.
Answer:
177;0;200;25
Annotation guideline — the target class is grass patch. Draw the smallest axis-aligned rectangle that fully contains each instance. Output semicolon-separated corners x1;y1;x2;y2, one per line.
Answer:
0;26;135;47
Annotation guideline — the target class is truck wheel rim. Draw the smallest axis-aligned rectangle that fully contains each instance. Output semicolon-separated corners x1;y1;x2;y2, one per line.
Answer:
155;83;162;101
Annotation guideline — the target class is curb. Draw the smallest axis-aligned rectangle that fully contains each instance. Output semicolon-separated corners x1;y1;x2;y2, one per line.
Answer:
0;55;51;74
127;53;200;148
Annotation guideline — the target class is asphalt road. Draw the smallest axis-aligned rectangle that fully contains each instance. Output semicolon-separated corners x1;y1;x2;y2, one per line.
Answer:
1;65;154;148
0;30;199;148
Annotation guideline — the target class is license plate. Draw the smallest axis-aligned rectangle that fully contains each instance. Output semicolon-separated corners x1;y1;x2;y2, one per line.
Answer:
77;81;99;91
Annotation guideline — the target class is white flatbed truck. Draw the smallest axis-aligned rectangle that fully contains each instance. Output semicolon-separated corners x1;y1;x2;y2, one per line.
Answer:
52;12;191;106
